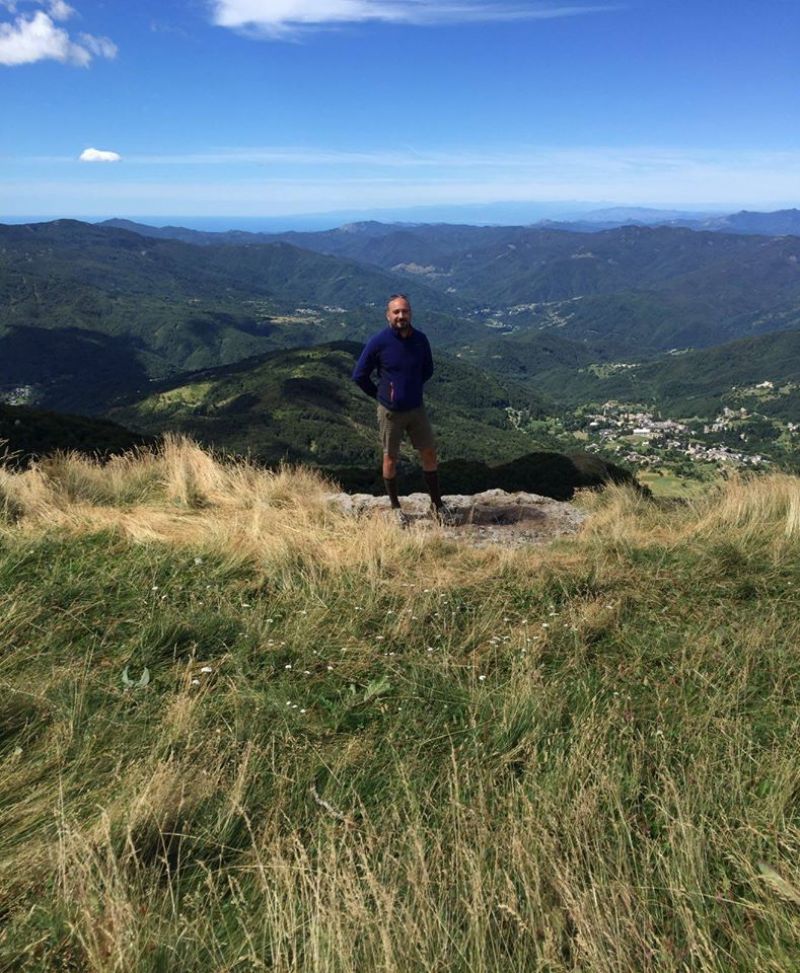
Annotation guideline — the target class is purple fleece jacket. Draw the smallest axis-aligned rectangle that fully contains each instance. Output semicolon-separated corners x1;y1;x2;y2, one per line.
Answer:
352;327;434;411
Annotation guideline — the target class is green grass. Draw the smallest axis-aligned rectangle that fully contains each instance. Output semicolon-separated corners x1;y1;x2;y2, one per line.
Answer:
638;470;718;498
2;441;800;971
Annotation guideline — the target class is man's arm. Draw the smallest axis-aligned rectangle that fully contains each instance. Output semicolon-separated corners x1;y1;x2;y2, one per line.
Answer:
352;339;379;399
421;333;434;384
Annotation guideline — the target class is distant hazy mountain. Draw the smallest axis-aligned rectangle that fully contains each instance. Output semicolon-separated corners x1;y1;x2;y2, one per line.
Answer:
100;206;800;247
667;209;800;236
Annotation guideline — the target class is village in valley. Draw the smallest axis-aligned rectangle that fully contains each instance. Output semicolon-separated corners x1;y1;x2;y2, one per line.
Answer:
572;402;775;473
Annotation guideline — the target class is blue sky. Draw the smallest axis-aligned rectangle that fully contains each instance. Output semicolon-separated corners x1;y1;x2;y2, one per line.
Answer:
2;0;799;225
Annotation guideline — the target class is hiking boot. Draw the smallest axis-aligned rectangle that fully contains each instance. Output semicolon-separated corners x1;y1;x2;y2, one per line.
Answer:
432;503;458;527
393;508;411;529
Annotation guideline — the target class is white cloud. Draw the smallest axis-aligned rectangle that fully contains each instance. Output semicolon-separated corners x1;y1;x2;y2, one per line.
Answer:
79;147;121;162
47;0;75;21
209;0;612;37
0;4;116;65
78;31;116;58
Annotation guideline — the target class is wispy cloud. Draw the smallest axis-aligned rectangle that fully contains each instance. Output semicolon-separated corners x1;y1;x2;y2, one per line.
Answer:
208;0;613;38
6;144;799;215
0;1;116;66
79;147;121;162
67;144;800;180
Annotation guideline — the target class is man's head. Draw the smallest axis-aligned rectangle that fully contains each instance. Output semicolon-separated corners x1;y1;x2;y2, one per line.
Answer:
386;294;412;336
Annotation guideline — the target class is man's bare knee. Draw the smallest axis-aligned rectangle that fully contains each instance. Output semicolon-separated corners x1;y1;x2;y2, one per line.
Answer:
419;447;437;472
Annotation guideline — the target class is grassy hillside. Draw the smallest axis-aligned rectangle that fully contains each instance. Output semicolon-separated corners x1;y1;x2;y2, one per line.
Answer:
528;327;800;419
108;341;555;468
2;440;800;970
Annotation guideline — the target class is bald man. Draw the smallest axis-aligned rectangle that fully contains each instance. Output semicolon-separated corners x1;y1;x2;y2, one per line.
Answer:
352;294;451;525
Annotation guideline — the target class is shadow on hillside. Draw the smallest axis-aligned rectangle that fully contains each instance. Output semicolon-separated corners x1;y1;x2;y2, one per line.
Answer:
0;326;150;414
324;451;645;502
0;404;154;469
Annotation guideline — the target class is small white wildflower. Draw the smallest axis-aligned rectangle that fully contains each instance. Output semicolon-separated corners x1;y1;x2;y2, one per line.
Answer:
478;675;486;681
151;586;159;591
191;679;200;686
200;666;213;674
300;708;307;714
266;618;274;623
427;646;435;653
194;557;203;565
284;664;292;670
327;665;334;671
286;701;292;706
376;635;384;640
304;670;311;675
542;623;549;629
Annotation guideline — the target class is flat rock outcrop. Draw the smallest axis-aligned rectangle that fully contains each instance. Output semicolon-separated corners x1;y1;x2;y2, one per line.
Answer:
326;489;586;548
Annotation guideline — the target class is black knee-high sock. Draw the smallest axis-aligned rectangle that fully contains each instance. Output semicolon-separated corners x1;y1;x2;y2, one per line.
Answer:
384;477;401;509
423;469;442;508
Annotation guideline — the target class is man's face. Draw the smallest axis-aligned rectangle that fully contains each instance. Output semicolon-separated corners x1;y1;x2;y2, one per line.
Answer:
386;297;412;334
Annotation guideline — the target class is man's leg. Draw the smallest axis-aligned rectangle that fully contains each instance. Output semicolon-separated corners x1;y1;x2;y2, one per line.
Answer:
383;453;401;508
419;446;443;509
408;409;444;513
379;405;403;509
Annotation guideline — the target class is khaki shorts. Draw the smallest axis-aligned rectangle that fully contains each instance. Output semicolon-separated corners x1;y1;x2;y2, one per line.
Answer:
378;403;436;458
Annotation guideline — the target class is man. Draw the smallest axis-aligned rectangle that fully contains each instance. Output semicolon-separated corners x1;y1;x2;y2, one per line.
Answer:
352;294;451;525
